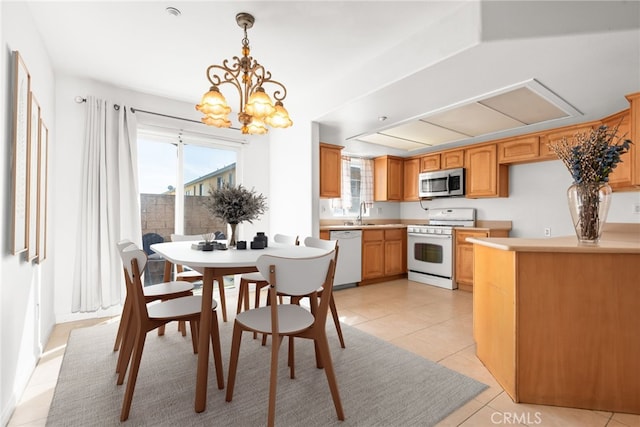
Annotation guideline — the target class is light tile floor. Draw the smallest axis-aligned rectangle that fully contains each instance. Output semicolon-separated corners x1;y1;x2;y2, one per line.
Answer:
7;279;640;426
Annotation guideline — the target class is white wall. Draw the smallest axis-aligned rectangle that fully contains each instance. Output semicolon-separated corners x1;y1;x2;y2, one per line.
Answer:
1;2;56;424
319;160;640;237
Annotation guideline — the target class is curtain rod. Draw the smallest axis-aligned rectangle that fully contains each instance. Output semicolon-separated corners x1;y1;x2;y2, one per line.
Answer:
74;96;241;130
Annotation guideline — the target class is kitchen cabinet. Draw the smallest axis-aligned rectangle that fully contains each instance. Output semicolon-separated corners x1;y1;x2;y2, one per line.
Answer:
403;157;420;201
361;228;406;285
498;135;540;164
420;154;440;172
602;109;633;189
441;149;465;169
455;228;509;292
319;143;343;198
374;155;404;201
320;230;330;240
464;144;509;198
538;122;597;160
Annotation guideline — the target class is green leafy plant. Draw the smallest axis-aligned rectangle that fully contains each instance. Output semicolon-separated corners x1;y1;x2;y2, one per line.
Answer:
549;125;632;184
203;183;267;224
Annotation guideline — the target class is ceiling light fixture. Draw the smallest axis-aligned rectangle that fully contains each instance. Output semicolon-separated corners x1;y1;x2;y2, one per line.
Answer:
196;12;292;135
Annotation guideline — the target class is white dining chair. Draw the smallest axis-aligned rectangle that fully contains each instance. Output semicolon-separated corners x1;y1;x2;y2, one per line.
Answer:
225;251;344;427
117;245;224;421
113;239;194;355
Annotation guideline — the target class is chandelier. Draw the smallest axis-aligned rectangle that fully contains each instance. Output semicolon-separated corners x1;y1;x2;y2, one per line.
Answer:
196;12;293;135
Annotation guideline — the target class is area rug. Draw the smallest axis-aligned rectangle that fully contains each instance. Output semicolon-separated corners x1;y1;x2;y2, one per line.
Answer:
46;319;487;426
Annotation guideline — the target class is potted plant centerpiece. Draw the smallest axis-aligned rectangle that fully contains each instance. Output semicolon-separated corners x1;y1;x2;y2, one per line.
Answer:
203;183;267;247
549;124;631;244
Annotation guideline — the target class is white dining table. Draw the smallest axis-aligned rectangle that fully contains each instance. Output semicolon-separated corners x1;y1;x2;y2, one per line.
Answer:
150;240;329;413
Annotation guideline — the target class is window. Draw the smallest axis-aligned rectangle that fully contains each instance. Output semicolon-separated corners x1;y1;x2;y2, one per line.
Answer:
137;128;238;240
331;157;373;217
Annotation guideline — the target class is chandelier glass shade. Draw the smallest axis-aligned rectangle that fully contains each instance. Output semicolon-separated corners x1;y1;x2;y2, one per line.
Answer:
196;13;293;135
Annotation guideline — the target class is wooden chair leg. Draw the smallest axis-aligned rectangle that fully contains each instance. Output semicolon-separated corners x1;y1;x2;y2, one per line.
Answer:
113;297;131;352
189;320;199;354
225;322;244;402
179;320;187;336
267;334;282;427
216;276;228;322
210;314;225;389
315;332;345;421
288;336;295;379
116;314;136;380
330;295;346;348
120;332;147;421
236;279;249;314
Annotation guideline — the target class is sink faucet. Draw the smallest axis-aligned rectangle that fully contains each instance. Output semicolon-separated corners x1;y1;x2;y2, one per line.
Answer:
356;201;367;225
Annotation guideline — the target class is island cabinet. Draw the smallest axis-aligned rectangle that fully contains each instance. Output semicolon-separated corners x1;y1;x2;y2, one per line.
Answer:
472;240;640;414
454;228;509;292
403;157;420;201
361;228;406;285
319;143;343;198
374;155;404;201
464;144;509;198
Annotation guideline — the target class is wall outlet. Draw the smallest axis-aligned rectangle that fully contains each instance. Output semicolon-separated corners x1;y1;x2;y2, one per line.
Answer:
633;203;640;214
544;227;551;237
377;207;382;214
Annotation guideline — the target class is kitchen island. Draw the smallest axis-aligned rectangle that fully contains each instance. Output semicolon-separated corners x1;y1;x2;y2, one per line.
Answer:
468;224;640;414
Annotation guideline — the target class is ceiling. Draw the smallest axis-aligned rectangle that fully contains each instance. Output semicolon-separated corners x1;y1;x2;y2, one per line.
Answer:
25;1;640;157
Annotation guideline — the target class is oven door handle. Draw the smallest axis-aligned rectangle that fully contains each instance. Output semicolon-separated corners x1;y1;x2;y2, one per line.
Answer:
408;233;452;239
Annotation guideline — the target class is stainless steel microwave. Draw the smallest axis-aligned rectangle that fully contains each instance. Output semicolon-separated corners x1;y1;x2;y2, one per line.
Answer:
418;167;465;198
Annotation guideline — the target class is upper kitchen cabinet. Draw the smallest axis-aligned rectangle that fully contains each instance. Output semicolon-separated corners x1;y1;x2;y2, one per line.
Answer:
374;155;404;201
319;143;343;198
498;135;540;164
441;149;465;169
465;144;509;198
538;122;598;160
602;108;633;189
420;154;441;172
605;92;640;190
419;150;464;172
403;157;420;201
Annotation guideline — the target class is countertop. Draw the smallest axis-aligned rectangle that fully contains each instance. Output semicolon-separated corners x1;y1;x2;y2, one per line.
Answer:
320;223;407;231
467;225;640;254
319;220;512;232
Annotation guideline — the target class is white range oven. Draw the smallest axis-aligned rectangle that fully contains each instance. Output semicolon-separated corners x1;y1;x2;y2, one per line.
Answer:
407;208;476;289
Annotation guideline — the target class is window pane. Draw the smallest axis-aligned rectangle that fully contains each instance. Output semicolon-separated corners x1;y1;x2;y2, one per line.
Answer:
183;144;236;237
138;137;177;284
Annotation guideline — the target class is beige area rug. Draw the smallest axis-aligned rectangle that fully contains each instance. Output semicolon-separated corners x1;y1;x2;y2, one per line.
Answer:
46;319;487;426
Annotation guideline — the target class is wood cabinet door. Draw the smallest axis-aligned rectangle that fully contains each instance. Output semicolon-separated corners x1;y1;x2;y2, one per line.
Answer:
319;143;342;198
420;154;441;172
441;150;464;169
388;157;404;200
375;156;404;201
465;144;508;198
384;239;404;275
603;110;633;189
455;230;488;287
498;135;540;164
403;158;420;201
362;240;384;279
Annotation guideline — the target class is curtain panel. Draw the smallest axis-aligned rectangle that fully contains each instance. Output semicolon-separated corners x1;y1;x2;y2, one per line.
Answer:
72;97;141;312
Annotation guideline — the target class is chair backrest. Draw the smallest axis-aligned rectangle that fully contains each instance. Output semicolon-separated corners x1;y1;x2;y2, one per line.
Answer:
303;236;337;252
273;234;299;246
117;239;136;253
142;233;164;255
120;246;151;320
256;252;334;297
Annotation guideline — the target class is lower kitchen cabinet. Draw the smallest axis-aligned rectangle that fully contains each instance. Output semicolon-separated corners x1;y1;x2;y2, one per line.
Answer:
455;228;509;291
361;228;407;285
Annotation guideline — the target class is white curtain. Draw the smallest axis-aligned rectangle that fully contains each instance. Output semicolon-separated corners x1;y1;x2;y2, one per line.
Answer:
72;96;142;312
339;156;352;210
360;158;374;204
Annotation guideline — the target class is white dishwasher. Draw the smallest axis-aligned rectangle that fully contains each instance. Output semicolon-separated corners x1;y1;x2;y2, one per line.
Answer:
329;230;362;289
